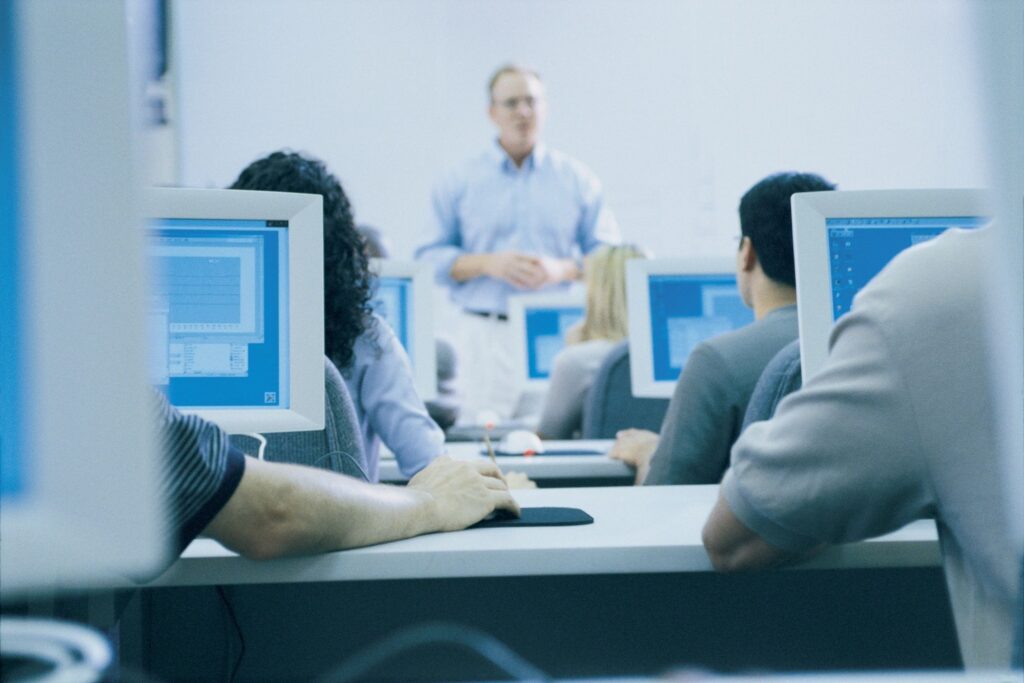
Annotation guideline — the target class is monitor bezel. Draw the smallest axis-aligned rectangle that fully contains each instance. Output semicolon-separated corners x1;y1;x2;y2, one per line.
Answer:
792;188;990;382
626;257;739;398
369;259;438;401
507;290;587;390
1;0;167;598
142;187;326;434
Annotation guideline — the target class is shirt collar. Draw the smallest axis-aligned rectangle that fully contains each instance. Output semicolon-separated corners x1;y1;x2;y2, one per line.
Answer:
490;139;547;173
764;303;798;319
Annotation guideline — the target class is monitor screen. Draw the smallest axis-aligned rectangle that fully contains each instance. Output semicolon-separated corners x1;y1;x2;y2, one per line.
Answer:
372;276;413;356
369;260;437;400
525;306;586;379
142;187;325;434
508;291;586;389
647;274;753;383
626;258;751;398
0;141;22;502
148;218;290;411
792;189;990;380
826;216;989;319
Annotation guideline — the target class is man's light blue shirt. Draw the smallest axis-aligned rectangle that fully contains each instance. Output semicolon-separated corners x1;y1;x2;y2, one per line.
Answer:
416;141;620;315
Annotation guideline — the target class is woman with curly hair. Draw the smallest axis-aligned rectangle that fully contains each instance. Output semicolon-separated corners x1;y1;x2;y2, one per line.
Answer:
230;151;444;480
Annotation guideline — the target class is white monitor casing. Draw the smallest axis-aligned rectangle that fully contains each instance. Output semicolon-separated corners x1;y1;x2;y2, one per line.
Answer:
792;189;990;382
507;290;587;390
369;259;438;401
1;0;167;598
626;257;738;399
142;187;326;434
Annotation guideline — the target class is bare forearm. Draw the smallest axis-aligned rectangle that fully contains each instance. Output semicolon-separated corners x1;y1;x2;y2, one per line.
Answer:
449;254;493;282
206;458;440;559
702;491;800;571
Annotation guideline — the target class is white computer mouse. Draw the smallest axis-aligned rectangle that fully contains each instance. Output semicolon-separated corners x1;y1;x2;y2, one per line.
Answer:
498;430;545;456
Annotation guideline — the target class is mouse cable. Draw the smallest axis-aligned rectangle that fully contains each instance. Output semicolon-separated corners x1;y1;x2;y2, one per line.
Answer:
245;433;268;461
216;586;246;683
315;621;550;683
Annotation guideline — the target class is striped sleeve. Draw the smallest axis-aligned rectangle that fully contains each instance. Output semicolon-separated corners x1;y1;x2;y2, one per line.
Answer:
150;391;246;554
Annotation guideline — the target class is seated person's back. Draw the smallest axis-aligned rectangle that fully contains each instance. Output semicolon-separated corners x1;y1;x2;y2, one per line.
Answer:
230;153;444;480
536;244;647;439
634;172;836;485
704;227;1019;668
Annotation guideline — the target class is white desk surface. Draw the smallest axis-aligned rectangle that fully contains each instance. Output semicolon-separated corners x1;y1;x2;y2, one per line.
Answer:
148;485;939;588
379;439;632;482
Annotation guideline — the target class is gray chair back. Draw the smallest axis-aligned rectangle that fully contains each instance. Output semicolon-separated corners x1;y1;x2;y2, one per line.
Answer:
581;340;670;439
231;356;368;480
741;339;802;432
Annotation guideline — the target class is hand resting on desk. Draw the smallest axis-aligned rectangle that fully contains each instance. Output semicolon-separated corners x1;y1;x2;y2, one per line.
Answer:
608;428;660;484
408;455;522;531
203;454;519;560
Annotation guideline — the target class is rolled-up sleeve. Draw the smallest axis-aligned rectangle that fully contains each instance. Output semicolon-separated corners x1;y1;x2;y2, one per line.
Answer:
721;308;933;553
575;168;620;254
416;172;466;287
151;391;246;555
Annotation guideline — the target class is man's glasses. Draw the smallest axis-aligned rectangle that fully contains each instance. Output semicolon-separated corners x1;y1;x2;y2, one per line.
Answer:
494;95;540;111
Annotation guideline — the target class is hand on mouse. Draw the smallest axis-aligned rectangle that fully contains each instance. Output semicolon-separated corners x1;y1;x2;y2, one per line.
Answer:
608;428;659;485
408;455;521;531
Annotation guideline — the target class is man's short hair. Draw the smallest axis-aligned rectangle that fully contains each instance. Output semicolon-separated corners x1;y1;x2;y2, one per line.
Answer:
487;64;542;100
739;172;836;287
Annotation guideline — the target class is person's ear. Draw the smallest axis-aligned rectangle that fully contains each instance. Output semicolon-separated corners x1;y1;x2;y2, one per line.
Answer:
738;236;758;273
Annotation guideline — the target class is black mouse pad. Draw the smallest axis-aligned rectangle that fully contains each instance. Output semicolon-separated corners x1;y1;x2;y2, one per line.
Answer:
481;448;606;457
469;506;594;529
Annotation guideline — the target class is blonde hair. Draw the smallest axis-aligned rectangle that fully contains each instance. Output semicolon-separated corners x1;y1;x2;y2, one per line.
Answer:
574;244;648;343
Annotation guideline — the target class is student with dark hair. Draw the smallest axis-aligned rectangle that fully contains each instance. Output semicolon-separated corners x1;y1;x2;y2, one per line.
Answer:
610;172;835;485
231;152;444;480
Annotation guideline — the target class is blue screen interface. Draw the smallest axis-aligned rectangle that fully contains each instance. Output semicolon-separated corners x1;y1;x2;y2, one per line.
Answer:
525;306;585;379
371;277;414;361
1;1;24;499
147;219;289;409
826;216;987;319
649;274;753;382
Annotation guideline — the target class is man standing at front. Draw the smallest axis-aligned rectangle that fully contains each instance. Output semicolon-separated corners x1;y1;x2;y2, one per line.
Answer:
417;64;620;421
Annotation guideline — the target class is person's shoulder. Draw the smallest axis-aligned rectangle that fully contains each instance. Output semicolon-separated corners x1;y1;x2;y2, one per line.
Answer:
352;314;401;359
558;338;615;365
701;311;793;361
434;148;497;190
543;147;602;185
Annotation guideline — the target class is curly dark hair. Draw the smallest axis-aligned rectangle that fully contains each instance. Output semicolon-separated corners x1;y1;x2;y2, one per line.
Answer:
229;150;372;370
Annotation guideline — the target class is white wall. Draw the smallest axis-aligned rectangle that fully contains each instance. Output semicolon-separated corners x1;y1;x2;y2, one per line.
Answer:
172;0;988;259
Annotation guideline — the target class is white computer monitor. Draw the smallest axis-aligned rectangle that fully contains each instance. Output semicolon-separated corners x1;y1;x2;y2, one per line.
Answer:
508;291;587;389
792;189;991;381
626;258;754;398
369;259;437;401
142;187;326;434
1;0;166;597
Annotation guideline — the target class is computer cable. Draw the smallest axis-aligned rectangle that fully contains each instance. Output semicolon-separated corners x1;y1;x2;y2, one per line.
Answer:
316;621;550;683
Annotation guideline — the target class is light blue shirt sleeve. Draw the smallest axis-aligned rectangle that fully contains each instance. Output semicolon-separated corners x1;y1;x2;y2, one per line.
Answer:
416;168;466;289
344;316;445;479
416;142;620;315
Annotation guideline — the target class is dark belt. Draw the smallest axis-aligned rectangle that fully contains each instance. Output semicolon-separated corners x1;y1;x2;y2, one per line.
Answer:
466;309;508;322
